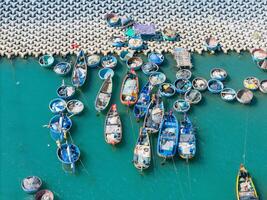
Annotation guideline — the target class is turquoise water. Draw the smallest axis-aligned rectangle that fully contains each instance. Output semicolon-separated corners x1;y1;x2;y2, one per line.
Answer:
0;52;267;200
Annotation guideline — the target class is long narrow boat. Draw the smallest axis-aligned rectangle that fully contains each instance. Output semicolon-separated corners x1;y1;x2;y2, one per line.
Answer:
178;114;196;160
104;104;122;145
71;50;87;87
133;128;151;170
95;75;113;112
120;70;139;106
157;111;179;158
133;82;153;120
143;94;164;134
236;164;258;200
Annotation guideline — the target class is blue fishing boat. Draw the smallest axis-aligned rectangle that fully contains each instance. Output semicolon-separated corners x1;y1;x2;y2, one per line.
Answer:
35;189;54;200
21;176;42;194
111;36;127;47
105;13;120;27
56;80;76;99
49;114;72;142
221;88;236;101
207;79;224;93
204;37;221;53
128;36;143;50
149;72;166;86
148;52;164;65
133;82;153;119
39;54;54;68
126;56;143;70
210;68;227;81
159;83;176;97
174;78;192;94
141;62;159;75
178;114;196;160
157;111;179;158
53;62;71;75
143;94;164;133
57;143;80;173
49;98;66;113
119;50;134;62
71;50;87;87
98;68;114;80
101;55;117;69
173;99;190;113
87;54;101;68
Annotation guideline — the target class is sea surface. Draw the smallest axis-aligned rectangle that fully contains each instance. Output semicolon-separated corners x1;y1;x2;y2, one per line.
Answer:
0;52;266;200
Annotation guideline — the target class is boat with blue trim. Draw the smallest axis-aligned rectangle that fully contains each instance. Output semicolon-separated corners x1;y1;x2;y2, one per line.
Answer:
71;50;87;87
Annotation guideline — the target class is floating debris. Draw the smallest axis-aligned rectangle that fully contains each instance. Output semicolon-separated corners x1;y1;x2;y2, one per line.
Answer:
243;77;260;90
192;77;208;91
236;89;253;104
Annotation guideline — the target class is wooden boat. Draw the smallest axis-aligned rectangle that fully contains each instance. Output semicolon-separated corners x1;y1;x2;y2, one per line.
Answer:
159;83;176;97
174;78;192;94
251;48;267;62
98;68;114;80
259;79;267;93
184;89;202;104
236;164;258;200
101;55;117;69
236;89;253;104
243;77;260;91
39;54;54;68
210;68;227;81
105;13;120;27
21;176;42;194
87;54;100;68
57;80;76;99
57;143;80;173
111;36;127;47
126;56;143;70
49;114;72;142
53;62;71;75
95;75;113;112
173;48;192;69
35;189;54;200
49;98;66;113
157;111;179;158
133;128;151;170
133;82;153;119
104;104;122;145
257;59;267;70
66;100;84;115
204;37;220;52
120;70;139;106
178;114;196;160
148;52;164;65
143;94;164;133
71;50;87;87
173;99;190;113
207;79;224;93
162;29;177;41
119;50;134;61
221;88;236;101
149;72;166;86
192;77;208;91
176;69;192;80
141;62;159;75
128;36;143;50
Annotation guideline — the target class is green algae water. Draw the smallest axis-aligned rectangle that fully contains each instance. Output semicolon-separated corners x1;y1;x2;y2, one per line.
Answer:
0;52;267;200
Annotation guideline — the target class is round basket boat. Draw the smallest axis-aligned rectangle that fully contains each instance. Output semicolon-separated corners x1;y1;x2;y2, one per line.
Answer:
57;83;76;99
159;83;176;97
251;48;267;62
98;68;114;80
101;55;117;69
174;78;192;94
39;54;54;68
162;29;177;41
105;13;120;27
257;60;267;71
119;50;134;62
236;89;253;104
173;99;190;113
184;89;202;104
110;36;127;47
210;68;227;81
126;56;143;70
87;54;101;68
220;88;236;101
141;62;159;75
148;53;164;65
207;79;224;94
21;176;42;194
176;69;192;80
192;77;208;91
49;98;67;113
35;189;54;200
49;114;72;136
57;143;80;165
243;77;260;90
120;15;133;27
53;62;71;75
204;37;220;52
67;99;84;115
128;36;143;50
259;80;267;93
149;72;166;86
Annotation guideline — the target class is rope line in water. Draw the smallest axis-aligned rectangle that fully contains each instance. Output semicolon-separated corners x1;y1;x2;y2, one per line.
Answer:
242;109;249;165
